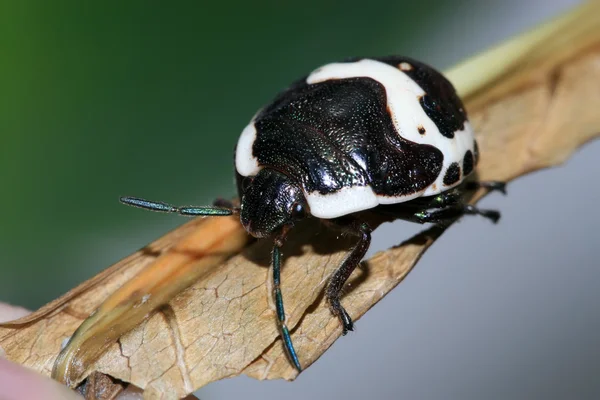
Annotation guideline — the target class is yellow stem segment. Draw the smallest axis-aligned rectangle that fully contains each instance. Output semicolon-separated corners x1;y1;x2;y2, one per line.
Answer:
446;0;600;101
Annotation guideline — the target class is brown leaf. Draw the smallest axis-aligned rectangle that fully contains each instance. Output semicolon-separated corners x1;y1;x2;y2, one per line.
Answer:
0;216;248;380
2;2;600;399
76;372;126;400
51;215;249;387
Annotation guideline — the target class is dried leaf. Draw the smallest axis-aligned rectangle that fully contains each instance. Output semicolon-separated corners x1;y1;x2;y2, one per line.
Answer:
0;216;248;379
51;215;248;386
2;2;600;399
76;372;126;400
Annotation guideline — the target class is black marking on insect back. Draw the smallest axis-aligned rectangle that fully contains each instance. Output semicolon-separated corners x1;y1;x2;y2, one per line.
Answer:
252;117;370;194
418;125;426;135
463;150;474;176
443;162;461;186
473;140;480;166
418;94;465;139
251;76;443;197
345;55;468;139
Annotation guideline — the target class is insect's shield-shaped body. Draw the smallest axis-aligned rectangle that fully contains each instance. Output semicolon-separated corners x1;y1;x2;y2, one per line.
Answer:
235;56;479;224
122;55;503;373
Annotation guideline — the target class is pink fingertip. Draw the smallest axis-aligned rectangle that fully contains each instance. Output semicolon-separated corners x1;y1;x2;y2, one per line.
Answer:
0;358;82;400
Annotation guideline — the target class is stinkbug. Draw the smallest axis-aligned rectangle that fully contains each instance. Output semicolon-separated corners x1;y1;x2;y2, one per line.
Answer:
121;55;506;372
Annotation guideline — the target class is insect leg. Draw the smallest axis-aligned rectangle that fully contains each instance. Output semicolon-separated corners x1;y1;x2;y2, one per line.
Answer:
120;196;236;216
325;221;372;335
465;180;507;194
272;244;302;372
406;181;504;223
414;204;500;224
419;189;463;209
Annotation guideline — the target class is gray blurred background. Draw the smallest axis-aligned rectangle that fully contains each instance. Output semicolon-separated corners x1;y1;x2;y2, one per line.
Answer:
1;0;598;399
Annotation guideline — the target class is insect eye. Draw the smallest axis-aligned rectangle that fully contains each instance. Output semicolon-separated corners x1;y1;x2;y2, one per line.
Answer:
291;202;305;218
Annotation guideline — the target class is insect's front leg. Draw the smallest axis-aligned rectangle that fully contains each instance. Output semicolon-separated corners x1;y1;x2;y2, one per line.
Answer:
465;180;507;194
271;243;302;372
323;219;372;335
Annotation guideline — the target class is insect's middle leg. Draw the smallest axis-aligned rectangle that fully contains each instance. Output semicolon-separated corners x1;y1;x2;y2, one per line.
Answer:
325;221;372;335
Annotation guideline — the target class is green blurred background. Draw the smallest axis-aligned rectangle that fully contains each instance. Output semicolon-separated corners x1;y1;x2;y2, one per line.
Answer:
0;0;506;309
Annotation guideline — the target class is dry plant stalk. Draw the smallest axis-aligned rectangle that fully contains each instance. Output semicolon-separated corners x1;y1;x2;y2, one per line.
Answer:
2;2;600;399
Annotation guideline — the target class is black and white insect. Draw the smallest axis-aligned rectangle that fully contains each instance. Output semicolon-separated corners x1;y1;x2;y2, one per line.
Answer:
121;55;505;372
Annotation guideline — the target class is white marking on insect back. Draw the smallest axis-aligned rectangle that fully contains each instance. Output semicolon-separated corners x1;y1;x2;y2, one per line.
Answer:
399;62;413;71
422;120;475;196
307;58;476;200
306;185;379;219
235;120;261;177
376;186;429;204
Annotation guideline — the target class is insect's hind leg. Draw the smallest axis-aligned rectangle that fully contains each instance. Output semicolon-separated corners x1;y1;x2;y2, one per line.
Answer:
421;188;463;209
465;180;507;194
405;178;506;212
413;203;501;224
384;180;505;225
377;189;463;217
324;220;372;335
419;178;507;224
377;190;501;226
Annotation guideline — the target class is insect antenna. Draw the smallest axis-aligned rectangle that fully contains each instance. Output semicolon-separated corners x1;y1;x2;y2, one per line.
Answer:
272;245;302;372
119;196;235;216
